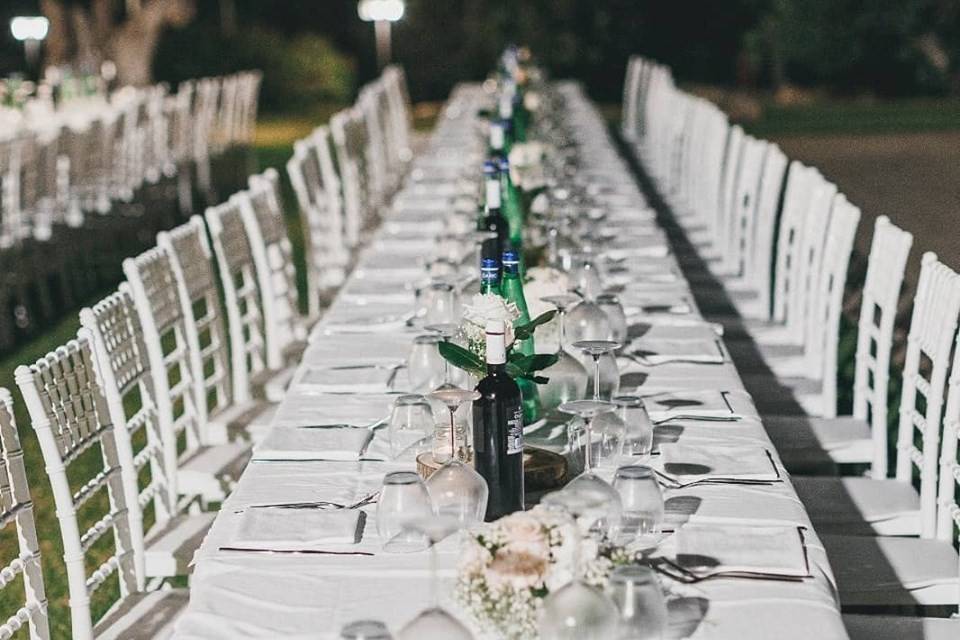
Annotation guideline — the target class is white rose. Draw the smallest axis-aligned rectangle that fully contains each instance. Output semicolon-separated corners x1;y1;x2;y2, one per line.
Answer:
462;293;520;345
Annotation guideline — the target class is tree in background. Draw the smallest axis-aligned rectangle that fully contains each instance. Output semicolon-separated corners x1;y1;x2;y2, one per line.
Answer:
40;0;195;86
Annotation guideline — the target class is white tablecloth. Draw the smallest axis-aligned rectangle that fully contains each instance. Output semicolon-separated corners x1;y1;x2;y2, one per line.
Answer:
171;82;849;640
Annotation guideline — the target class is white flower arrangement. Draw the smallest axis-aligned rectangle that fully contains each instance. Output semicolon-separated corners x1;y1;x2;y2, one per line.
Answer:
462;293;521;355
455;506;632;639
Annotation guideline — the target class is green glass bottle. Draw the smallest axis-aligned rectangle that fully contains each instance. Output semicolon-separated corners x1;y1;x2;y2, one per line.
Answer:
480;257;501;296
498;157;524;251
501;249;540;422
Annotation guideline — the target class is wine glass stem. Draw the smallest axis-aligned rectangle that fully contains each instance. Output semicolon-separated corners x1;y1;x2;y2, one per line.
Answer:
558;310;566;350
448;407;457;461
429;542;439;608
442;343;451;385
584;418;593;472
592;355;601;400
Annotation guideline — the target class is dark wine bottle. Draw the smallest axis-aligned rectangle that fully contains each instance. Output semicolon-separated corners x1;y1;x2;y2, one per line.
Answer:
472;319;525;520
479;160;510;263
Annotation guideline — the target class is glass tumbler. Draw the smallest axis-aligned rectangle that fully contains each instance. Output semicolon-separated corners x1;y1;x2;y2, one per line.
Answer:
606;565;668;640
612;465;664;541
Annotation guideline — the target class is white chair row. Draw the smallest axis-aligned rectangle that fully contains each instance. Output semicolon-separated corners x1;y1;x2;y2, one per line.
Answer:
0;71;262;249
287;64;418;315
623;54;959;636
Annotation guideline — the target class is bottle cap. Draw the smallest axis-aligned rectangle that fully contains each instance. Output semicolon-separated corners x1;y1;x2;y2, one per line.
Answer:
502;249;519;267
483;160;499;175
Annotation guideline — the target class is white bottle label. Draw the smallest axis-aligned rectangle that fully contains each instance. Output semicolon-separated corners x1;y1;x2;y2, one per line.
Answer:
507;408;523;455
485;177;501;209
489;123;505;151
485;321;506;364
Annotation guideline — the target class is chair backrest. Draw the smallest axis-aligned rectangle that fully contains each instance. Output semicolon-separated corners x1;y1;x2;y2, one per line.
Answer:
330;107;371;247
691;106;729;232
722;135;768;277
123;247;204;468
358;81;391;206
790;172;838;349
894;253;960;538
852;216;913;478
806;193;861;418
771;162;816;325
382;65;414;164
744;142;788;319
621;56;642;140
79;287;177;552
158;217;234;428
0;388;49;640
242;170;302;366
711;124;744;244
15;336;140;639
936;324;960;545
205;197;270;406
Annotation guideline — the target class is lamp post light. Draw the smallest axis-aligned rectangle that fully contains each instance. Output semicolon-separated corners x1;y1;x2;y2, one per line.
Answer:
10;16;50;73
358;0;404;70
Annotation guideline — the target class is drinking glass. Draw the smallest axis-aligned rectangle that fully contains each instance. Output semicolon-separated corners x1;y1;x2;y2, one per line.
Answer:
377;471;434;553
387;394;435;458
569;252;603;301
606;565;668;640
340;620;394;639
425;323;468;388
425;388;489;527
539;293;589;411
597;293;628;344
559;400;623;538
407;335;446;392
538;489;620;640
611;466;664;542
612;396;654;462
396;515;474;640
574;340;621;401
422;281;460;326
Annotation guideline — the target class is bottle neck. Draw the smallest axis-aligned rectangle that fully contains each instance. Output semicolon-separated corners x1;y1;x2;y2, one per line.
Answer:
486;329;507;367
485;177;501;211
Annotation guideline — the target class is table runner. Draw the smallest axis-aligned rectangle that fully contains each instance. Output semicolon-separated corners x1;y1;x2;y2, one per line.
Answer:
171;82;849;639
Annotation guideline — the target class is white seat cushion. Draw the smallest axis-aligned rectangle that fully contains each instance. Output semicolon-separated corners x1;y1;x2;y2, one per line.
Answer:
823;534;959;606
144;512;216;577
178;440;252;503
94;588;188;639
762;415;872;464
794;476;921;536
843;614;960;640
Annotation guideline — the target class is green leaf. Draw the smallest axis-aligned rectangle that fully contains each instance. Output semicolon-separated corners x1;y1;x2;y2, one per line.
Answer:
439;341;486;378
509;353;559;372
513;309;557;342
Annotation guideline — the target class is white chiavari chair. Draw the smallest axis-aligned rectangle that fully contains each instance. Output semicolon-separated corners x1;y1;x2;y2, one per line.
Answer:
80;287;218;578
123;247;250;506
330;107;372;248
159;217;276;446
764;216;913;473
382;65;416;165
286;133;347;311
242;170;313;363
15;337;188;639
620;56;643;142
205;197;294;406
358;81;390;210
0;388;48;639
792;253;960;539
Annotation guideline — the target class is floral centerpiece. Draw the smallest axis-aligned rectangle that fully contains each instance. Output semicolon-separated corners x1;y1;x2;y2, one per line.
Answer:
440;293;559;384
456;507;635;639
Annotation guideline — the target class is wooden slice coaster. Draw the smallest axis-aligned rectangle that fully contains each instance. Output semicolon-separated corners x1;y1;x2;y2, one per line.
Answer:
416;446;567;490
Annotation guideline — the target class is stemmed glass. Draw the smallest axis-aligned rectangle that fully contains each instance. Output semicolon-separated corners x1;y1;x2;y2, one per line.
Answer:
539;294;589;411
566;297;612;345
422;281;460;326
558;399;623;536
396;515;474;639
573;339;621;400
426;388;489;528
538;487;620;639
407;334;446;393
425;322;467;388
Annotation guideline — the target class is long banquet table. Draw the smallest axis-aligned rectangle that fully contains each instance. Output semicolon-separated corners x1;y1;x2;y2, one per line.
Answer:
171;82;849;639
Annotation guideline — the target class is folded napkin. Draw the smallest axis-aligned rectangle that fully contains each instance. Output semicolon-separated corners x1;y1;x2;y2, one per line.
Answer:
602;240;670;260
628;324;721;342
231;509;365;550
643;390;738;421
621;293;692;316
631;338;725;365
674;524;809;578
295;366;398;394
658;443;779;484
272;393;395;428
321;303;413;334
254;427;373;461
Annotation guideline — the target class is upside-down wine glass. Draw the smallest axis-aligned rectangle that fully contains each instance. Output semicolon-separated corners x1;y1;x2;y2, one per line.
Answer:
573;339;621;401
558;399;623;537
396;514;474;640
538;294;589;411
538;487;620;639
426;388;488;528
